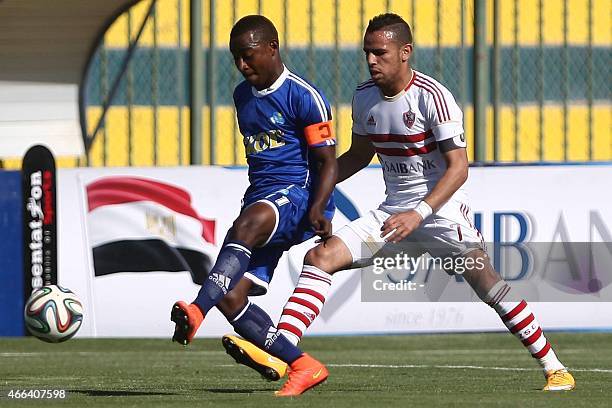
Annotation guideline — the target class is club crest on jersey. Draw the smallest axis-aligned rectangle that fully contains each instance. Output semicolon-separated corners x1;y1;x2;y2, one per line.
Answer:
403;110;416;128
269;111;285;125
367;114;377;126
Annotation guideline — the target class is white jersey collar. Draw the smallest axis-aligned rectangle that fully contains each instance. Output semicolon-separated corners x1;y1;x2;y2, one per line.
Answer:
381;70;416;102
252;65;290;97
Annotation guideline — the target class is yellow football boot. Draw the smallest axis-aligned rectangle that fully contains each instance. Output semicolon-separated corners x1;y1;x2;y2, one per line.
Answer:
222;334;288;381
543;369;575;391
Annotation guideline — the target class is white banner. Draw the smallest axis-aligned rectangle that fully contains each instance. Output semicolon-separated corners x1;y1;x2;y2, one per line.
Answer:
56;165;612;338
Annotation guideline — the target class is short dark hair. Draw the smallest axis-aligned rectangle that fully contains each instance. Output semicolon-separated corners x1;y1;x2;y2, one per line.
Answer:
365;13;413;45
230;15;279;43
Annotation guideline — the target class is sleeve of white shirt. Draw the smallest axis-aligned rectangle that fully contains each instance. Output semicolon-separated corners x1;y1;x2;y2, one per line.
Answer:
425;83;465;144
351;94;367;136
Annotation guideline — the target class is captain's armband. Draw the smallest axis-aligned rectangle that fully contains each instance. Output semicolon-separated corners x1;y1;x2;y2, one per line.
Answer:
304;121;336;147
439;133;466;153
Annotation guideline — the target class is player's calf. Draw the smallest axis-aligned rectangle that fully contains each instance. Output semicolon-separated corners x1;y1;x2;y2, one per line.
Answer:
277;265;332;345
482;280;575;390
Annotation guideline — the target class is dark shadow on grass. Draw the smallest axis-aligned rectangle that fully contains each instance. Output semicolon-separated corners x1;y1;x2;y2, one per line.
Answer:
68;389;177;397
202;388;276;394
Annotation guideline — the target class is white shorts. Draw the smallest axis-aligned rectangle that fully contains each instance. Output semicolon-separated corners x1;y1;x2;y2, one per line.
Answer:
335;200;485;269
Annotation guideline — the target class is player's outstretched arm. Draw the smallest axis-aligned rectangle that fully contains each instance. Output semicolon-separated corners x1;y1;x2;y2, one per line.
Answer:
309;145;338;239
337;133;376;183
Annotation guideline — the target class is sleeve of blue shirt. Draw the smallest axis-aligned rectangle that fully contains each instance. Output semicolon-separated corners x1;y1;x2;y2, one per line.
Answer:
297;86;336;148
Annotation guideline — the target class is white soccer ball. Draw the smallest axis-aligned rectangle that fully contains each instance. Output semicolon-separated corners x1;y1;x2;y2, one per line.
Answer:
24;285;83;343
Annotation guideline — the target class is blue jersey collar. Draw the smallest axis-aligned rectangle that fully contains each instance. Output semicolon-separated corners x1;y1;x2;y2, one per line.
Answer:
251;65;290;98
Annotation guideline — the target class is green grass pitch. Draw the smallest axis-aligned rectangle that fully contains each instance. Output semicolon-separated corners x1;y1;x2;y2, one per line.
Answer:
1;333;611;407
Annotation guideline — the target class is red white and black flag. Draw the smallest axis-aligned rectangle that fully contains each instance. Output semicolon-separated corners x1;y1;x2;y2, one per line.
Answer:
86;176;217;284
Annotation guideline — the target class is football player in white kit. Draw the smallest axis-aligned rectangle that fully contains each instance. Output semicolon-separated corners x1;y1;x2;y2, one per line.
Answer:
225;13;575;391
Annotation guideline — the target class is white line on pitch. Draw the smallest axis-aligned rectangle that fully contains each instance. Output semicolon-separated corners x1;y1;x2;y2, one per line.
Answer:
326;363;612;373
217;363;612;373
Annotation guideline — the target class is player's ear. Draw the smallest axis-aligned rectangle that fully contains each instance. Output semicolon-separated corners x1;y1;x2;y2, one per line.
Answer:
268;39;279;57
401;43;413;63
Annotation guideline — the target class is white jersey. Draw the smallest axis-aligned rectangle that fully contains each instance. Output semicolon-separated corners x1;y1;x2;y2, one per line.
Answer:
352;70;468;214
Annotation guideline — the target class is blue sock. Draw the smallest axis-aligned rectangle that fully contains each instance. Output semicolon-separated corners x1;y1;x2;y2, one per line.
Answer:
193;241;251;314
231;302;303;364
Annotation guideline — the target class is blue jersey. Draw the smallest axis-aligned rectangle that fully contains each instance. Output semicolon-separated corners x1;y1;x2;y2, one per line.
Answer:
233;66;336;199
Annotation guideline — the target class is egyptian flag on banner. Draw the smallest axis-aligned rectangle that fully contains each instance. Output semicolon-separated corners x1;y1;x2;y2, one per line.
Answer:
86;176;217;285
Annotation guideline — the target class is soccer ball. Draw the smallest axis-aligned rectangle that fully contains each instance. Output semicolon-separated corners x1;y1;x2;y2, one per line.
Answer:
24;285;83;343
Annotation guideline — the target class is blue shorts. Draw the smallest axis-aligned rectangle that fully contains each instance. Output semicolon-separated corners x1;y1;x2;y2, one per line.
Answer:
241;185;335;295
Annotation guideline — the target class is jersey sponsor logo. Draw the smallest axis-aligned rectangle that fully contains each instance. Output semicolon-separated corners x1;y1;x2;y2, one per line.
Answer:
269;111;285;125
367;114;376;126
403;110;416;128
380;158;438;175
244;130;285;155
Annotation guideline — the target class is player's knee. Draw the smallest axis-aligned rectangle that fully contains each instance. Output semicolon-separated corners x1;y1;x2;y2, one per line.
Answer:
230;215;268;244
218;291;248;319
304;245;338;273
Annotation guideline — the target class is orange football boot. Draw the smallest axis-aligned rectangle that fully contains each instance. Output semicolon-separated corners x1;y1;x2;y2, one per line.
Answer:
171;301;204;345
275;353;328;397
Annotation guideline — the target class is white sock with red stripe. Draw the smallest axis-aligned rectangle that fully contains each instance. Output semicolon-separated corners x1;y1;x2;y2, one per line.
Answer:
277;265;332;346
485;281;565;372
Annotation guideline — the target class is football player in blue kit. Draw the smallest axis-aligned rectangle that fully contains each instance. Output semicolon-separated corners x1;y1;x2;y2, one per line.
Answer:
171;15;336;396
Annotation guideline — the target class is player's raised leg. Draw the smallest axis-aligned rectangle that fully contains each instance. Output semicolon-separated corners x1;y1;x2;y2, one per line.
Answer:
462;250;575;391
171;202;275;345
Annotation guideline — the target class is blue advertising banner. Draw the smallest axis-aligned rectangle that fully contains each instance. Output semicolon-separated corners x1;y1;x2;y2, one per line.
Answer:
0;170;24;336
